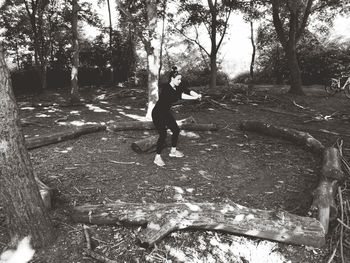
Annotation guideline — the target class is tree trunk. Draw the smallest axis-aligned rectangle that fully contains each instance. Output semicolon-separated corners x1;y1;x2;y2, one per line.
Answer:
209;52;217;93
72;201;325;248
286;43;304;95
70;0;80;100
208;0;217;93
37;1;48;90
145;0;160;119
107;0;114;84
0;45;54;248
158;0;167;83
249;20;255;80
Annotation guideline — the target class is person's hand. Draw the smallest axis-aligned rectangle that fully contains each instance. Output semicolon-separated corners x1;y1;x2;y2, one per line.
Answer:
196;94;202;101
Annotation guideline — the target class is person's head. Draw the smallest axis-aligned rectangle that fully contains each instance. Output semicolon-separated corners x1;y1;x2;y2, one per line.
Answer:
169;66;182;87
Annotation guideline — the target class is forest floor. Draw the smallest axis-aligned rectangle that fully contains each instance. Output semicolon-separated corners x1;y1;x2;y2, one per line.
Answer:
1;83;350;263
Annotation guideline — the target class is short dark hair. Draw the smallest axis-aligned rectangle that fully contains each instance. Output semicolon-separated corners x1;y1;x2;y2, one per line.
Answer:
169;66;180;82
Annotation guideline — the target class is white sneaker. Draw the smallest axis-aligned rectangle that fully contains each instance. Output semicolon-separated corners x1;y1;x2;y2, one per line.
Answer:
154;156;165;166
169;150;184;158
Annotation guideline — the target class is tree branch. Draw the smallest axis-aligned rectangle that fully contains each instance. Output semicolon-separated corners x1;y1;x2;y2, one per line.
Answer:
271;0;287;49
216;8;231;53
296;0;313;41
173;25;210;57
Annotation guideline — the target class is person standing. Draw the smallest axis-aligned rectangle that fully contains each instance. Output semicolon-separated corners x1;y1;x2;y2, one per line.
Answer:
152;66;202;167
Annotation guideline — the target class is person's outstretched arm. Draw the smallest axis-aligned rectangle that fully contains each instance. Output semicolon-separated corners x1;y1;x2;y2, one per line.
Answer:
181;90;201;100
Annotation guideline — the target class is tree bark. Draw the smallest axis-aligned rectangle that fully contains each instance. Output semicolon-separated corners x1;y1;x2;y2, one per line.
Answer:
72;201;325;248
286;36;304;95
70;0;80;100
0;45;54;248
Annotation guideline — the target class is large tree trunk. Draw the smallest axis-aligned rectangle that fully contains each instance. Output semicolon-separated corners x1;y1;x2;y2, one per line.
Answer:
70;0;80;100
286;43;304;95
72;201;325;248
145;0;160;119
0;46;54;248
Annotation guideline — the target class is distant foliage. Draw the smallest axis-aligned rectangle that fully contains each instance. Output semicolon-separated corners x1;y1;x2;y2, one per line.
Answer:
254;21;350;85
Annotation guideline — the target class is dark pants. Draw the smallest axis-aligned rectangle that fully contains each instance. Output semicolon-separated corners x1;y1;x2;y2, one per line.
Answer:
152;110;180;154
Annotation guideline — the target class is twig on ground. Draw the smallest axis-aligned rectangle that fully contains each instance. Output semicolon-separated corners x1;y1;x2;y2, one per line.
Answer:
337;218;350;230
327;240;339;263
108;160;135;165
292;100;309;110
82;224;119;263
83;225;91;250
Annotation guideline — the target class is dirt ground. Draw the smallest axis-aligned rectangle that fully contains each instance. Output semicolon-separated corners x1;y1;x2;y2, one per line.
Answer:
1;83;350;262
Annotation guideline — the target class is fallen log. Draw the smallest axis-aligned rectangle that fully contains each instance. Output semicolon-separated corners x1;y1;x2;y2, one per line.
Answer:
131;123;218;153
240;120;325;154
311;147;345;233
72;201;325;248
239;121;346;234
131;135;160;153
107;117;196;132
26;124;106;150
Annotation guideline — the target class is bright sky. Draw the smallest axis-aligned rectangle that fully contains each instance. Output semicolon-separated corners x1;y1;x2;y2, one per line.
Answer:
87;1;349;79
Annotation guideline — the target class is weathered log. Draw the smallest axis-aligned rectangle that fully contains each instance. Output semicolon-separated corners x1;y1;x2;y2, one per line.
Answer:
72;201;325;248
26;124;106;150
131;135;161;153
131;123;218;153
107;117;196;131
240;120;325;154
311;147;345;233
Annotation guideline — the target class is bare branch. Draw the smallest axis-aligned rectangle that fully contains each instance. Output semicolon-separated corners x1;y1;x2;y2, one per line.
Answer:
216;8;231;53
296;0;314;41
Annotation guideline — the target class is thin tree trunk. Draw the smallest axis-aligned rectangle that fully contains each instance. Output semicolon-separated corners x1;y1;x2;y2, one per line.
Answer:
158;0;167;83
145;0;160;119
37;1;47;90
70;0;79;100
0;45;54;248
208;0;217;93
249;20;255;80
209;52;217;93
